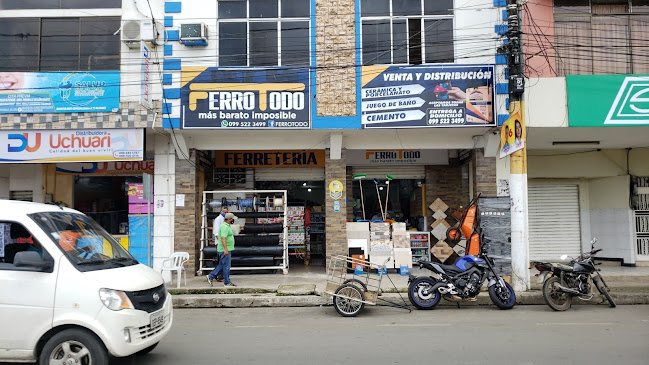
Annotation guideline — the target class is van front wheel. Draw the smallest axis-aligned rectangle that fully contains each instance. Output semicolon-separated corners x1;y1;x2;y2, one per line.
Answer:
40;328;108;365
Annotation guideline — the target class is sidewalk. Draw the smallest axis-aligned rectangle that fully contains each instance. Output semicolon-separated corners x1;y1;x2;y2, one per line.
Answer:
168;263;649;308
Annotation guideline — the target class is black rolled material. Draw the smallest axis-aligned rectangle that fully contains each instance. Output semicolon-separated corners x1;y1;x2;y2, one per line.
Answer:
241;223;283;234
231;246;284;256
203;246;219;259
235;235;280;246
206;211;284;220
231;256;275;266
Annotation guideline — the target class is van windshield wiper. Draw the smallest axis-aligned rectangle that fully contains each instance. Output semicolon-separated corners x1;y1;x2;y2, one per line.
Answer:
109;257;138;266
77;259;107;266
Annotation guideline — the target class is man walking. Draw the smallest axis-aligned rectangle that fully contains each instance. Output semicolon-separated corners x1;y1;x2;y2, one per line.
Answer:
207;212;238;287
211;207;228;282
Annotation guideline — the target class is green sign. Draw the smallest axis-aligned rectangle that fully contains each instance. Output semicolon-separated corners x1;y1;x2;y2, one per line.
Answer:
566;75;649;127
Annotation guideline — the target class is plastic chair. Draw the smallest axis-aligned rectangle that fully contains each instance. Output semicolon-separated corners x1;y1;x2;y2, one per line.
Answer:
160;252;189;288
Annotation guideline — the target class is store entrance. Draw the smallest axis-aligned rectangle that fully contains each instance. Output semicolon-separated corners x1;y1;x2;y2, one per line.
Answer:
351;178;426;230
73;176;142;235
255;180;326;265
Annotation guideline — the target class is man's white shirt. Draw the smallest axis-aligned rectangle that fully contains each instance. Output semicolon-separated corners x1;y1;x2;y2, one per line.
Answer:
214;214;225;241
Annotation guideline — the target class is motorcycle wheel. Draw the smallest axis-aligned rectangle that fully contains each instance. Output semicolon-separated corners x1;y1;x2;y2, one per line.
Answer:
488;280;516;309
408;277;441;310
594;278;616;308
333;284;365;317
542;276;572;311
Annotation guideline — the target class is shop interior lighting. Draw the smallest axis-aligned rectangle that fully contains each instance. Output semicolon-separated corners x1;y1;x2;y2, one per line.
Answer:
307;188;312;192
302;182;307;186
552;141;600;146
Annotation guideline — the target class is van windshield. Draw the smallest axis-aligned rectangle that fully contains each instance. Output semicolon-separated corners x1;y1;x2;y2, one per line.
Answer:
28;211;138;271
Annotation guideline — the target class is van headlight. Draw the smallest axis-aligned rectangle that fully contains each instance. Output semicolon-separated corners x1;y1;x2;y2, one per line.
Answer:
99;289;134;311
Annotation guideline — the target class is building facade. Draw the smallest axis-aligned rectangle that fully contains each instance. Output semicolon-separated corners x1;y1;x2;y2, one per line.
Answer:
520;0;649;265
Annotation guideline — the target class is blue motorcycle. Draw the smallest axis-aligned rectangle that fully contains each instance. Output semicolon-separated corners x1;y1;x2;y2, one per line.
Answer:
408;251;516;310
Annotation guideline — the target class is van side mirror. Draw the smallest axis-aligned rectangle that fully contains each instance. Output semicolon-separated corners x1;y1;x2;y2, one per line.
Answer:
14;251;53;271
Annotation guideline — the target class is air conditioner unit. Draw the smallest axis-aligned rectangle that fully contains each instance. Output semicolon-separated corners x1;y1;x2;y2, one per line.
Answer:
121;19;155;49
180;23;208;46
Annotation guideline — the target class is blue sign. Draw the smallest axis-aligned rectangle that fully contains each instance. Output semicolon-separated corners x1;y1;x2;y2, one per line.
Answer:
0;71;120;114
181;68;311;129
361;65;495;128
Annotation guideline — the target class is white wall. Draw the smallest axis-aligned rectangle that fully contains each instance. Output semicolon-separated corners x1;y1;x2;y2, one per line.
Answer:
120;0;165;104
152;134;176;278
589;175;635;264
7;164;43;202
525;77;568;127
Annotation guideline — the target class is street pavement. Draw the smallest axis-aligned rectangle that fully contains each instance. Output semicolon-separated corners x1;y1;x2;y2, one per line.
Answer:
117;305;649;365
170;263;649;308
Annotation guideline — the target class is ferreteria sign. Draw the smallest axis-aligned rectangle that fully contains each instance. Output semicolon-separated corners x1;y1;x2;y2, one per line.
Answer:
360;64;495;128
567;75;649;126
181;67;310;129
214;150;325;168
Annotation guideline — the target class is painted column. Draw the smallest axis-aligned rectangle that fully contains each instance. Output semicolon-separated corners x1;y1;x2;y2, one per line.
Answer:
509;101;530;292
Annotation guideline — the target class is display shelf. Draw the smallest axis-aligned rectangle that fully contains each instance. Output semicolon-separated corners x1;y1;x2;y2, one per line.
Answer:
408;231;430;262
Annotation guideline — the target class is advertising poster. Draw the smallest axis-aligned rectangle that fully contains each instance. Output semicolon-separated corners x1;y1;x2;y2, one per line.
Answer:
0;71;119;113
181;67;310;129
567;75;649;126
499;112;524;158
0;129;144;163
361;65;495;128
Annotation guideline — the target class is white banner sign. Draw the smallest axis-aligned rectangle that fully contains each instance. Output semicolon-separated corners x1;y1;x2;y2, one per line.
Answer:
140;42;153;109
0;129;144;163
346;149;448;166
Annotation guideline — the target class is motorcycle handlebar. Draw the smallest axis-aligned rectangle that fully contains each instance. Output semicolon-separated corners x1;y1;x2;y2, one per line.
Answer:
591;248;602;254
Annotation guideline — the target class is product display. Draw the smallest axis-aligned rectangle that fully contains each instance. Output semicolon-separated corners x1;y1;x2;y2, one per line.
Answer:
199;190;288;274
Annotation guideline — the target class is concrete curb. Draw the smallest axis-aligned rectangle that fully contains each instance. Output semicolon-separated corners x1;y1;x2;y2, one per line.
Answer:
172;291;649;308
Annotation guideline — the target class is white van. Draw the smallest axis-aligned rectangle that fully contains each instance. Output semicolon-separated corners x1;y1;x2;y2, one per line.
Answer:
0;200;173;364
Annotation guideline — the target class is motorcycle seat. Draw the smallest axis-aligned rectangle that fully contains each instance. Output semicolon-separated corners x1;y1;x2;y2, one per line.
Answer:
437;263;463;275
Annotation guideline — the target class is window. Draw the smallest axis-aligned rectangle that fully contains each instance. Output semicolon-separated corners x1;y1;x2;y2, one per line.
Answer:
554;0;649;75
217;0;310;66
0;0;122;9
360;0;454;65
0;17;120;72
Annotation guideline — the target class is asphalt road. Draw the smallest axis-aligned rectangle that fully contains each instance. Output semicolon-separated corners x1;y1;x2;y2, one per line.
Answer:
130;304;648;365
5;305;649;365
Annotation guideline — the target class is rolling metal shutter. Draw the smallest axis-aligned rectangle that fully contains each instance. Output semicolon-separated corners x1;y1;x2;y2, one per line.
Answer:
351;166;425;180
254;168;325;181
528;184;581;260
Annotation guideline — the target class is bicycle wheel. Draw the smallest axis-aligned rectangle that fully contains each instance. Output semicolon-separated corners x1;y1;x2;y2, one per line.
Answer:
333;283;365;317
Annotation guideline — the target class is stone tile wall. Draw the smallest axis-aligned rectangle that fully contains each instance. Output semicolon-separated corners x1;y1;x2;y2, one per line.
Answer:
315;0;356;116
0;102;158;130
325;149;348;264
474;149;497;197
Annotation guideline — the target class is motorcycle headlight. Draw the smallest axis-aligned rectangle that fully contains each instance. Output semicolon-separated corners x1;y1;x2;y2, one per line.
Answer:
99;288;134;311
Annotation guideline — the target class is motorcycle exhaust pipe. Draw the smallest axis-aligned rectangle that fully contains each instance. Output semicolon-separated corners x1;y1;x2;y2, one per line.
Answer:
556;285;580;295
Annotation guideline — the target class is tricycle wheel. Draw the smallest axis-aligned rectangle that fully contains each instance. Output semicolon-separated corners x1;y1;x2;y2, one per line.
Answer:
333;283;365;317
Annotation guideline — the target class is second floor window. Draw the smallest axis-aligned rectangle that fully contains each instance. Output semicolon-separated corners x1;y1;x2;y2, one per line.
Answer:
554;0;649;75
217;0;310;67
0;17;120;71
360;0;454;65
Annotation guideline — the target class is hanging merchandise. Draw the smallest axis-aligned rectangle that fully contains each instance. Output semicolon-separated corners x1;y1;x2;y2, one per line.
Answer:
199;190;289;274
353;174;367;220
373;178;384;220
382;174;394;220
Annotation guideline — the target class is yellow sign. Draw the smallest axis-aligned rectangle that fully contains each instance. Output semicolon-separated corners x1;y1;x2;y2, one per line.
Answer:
499;112;524;158
329;180;344;200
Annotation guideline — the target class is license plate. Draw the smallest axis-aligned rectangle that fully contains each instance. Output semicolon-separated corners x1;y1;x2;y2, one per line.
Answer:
150;311;164;328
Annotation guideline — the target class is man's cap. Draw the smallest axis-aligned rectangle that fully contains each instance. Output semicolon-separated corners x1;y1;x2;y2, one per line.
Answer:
224;213;238;220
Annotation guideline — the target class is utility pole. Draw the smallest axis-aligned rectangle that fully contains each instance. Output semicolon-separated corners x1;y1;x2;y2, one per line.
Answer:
506;0;530;292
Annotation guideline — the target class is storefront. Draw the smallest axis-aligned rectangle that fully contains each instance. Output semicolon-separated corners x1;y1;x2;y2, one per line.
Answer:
206;150;327;266
347;149;448;230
